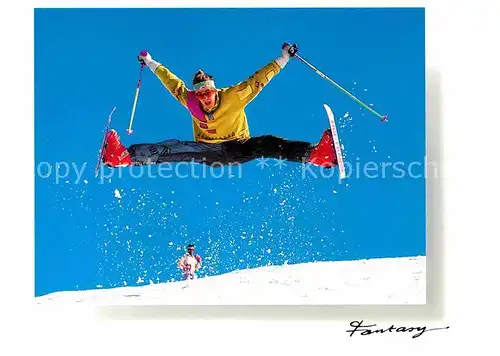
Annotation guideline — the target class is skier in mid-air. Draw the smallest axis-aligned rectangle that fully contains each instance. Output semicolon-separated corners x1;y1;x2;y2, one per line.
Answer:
101;43;338;169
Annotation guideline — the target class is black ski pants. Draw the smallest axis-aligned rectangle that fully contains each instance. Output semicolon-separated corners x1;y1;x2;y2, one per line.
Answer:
127;135;313;166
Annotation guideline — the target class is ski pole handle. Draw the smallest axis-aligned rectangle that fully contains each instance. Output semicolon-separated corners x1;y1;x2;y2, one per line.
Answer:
127;64;145;134
287;43;299;57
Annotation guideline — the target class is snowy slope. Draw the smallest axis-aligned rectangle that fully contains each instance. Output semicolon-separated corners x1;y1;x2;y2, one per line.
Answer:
35;256;425;305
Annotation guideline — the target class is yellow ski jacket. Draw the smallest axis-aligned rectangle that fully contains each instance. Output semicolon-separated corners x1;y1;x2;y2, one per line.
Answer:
152;59;282;143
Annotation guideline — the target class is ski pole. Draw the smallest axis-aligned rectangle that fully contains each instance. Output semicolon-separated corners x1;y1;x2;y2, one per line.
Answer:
290;47;388;122
126;63;145;134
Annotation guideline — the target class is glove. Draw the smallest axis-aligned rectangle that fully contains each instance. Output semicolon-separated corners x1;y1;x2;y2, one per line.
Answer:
137;50;161;72
275;42;298;69
287;43;299;57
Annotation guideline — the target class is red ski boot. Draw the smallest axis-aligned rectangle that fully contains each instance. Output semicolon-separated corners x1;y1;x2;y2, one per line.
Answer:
308;129;338;168
102;129;131;167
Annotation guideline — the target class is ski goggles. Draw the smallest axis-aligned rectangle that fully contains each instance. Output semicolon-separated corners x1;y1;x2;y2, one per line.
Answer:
193;80;216;92
195;91;215;100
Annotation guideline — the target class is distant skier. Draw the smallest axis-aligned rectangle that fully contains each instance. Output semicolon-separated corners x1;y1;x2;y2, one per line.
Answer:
101;43;338;169
178;244;202;280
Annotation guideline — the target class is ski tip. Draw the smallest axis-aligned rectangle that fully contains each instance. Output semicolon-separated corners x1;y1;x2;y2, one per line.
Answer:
323;103;334;117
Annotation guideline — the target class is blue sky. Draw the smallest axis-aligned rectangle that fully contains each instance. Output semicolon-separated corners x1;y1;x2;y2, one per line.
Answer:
34;8;425;297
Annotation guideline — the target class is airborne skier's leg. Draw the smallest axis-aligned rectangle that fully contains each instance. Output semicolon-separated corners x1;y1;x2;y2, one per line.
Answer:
220;130;338;167
221;135;312;164
128;139;225;166
101;129;226;167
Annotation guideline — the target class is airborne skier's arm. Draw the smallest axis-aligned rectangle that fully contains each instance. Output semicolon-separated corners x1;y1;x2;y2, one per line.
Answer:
153;66;189;107
227;43;293;108
227;60;281;107
138;51;189;107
